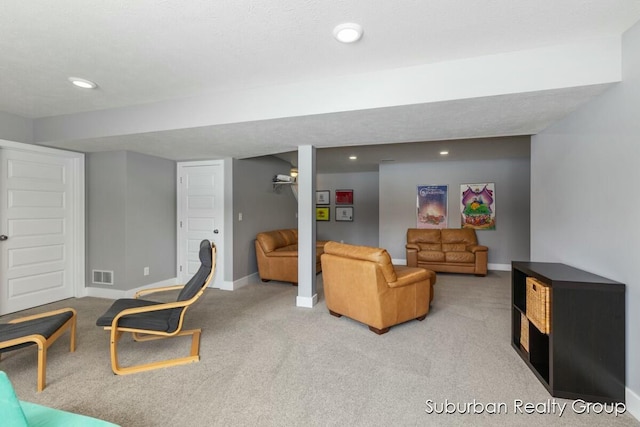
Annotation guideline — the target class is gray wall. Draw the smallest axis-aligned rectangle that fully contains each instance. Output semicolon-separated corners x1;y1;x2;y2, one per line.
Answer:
86;151;127;287
316;172;380;247
87;151;176;290
379;155;531;266
124;151;176;286
531;20;640;407
0;111;33;143
232;156;297;280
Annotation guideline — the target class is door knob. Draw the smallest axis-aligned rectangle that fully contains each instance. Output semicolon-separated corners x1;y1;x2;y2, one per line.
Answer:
0;235;7;241
213;229;219;234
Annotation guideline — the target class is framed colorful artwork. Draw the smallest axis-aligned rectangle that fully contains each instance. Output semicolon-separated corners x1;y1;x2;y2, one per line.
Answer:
335;207;354;222
316;207;330;221
416;185;448;229
316;190;330;205
335;189;353;205
460;183;496;230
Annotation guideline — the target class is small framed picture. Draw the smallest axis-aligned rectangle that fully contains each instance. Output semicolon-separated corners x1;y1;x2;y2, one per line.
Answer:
335;207;354;222
316;190;330;205
335;189;353;205
316;207;330;221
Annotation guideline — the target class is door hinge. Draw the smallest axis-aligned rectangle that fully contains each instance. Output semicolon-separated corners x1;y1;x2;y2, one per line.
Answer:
179;176;183;184
180;220;183;228
179;265;183;272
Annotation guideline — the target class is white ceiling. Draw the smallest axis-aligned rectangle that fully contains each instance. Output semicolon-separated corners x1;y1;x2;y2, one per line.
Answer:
2;1;640;170
275;135;532;174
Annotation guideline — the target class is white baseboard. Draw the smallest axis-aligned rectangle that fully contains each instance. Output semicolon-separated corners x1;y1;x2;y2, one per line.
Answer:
213;280;235;291
627;387;640;421
488;263;511;271
84;286;124;300
229;272;259;291
86;275;242;297
85;278;178;300
296;293;318;308
391;259;511;272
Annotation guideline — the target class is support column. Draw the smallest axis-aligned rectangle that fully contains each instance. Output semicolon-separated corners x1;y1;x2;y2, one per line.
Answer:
296;145;317;307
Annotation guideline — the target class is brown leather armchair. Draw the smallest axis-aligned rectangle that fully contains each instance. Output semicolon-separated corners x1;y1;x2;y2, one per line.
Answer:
255;229;326;285
321;241;436;334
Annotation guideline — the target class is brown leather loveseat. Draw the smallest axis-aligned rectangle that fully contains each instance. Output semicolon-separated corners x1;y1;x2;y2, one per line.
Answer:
406;228;488;276
255;229;326;285
321;241;436;334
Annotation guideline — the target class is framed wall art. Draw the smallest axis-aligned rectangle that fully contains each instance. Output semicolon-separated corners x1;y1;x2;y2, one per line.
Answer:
416;185;448;229
316;190;330;205
460;183;496;230
316;207;330;221
335;189;353;205
335;206;354;222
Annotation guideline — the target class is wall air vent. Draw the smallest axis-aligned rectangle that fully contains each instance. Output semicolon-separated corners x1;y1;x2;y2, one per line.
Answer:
92;270;114;285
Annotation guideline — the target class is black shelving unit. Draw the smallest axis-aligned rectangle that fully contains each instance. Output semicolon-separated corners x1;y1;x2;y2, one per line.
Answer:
511;261;625;403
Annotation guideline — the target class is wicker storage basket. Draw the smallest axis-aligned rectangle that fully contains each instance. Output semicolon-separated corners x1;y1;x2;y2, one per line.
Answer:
526;277;551;334
520;312;529;352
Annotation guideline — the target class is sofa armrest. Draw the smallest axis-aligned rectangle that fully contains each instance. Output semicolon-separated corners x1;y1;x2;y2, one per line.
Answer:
473;247;488;276
266;250;298;258
405;243;420;251
468;245;488;253
405;246;418;267
388;266;430;288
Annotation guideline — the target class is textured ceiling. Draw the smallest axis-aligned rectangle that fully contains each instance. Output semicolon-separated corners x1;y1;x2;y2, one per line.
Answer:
275;135;532;174
2;1;640;169
47;84;611;165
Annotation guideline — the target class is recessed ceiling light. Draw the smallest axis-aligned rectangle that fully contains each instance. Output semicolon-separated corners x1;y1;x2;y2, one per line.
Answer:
349;155;357;160
68;77;98;89
333;23;363;43
440;151;449;155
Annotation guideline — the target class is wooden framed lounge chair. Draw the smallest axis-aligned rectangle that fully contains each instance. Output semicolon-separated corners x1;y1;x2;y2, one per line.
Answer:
96;240;215;375
0;308;77;392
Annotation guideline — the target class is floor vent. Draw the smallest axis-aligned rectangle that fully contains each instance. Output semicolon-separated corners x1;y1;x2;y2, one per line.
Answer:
93;270;114;285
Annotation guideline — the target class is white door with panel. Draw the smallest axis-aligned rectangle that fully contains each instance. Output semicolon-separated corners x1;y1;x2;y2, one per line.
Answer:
177;161;224;289
0;148;76;315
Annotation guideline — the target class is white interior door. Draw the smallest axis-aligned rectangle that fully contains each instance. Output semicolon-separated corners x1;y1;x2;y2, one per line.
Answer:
0;148;75;314
177;161;224;288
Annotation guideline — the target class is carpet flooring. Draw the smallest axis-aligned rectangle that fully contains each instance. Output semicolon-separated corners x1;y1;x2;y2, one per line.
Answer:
1;271;637;426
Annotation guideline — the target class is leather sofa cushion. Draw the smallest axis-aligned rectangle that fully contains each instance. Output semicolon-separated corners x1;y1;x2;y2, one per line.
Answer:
256;232;285;253
407;228;441;244
441;228;478;245
445;251;475;263
256;229;298;253
418;251;445;262
418;242;441;251
324;241;397;283
279;229;297;244
442;243;467;252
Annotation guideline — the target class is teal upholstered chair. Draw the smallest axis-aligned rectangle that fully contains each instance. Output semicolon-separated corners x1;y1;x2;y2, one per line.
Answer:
0;371;120;426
